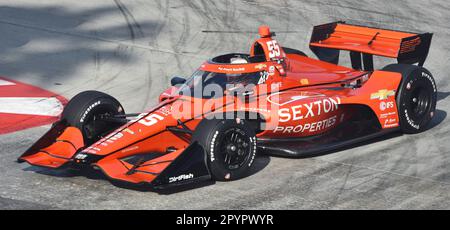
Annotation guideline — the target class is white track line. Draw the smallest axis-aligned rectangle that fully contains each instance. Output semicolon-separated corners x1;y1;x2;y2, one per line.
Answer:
0;97;63;116
0;79;15;86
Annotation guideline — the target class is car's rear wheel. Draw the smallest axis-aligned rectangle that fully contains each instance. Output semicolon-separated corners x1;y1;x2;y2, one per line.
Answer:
193;118;257;181
62;90;126;145
382;64;437;133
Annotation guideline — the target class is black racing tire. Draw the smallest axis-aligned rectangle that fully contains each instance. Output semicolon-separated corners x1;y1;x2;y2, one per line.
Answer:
192;118;257;181
61;90;125;145
382;64;437;134
282;47;308;57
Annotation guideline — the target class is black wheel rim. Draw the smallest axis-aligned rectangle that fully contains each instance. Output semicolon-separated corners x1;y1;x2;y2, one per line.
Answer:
409;85;431;120
217;128;252;170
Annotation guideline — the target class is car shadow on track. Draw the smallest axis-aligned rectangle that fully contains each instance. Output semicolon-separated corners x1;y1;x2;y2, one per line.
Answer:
112;154;270;194
22;154;271;194
0;5;159;85
437;91;450;102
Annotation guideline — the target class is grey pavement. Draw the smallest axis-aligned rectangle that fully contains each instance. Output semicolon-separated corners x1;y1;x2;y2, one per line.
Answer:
0;0;449;209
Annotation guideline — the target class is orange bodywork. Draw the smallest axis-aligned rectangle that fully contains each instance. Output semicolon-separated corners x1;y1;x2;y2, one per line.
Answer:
18;22;431;187
310;23;416;58
20;127;84;168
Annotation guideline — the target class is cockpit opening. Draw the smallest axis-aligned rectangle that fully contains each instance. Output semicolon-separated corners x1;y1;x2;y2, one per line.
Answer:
210;53;267;64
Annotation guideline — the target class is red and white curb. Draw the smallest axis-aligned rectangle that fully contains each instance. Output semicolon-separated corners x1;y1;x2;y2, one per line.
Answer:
0;79;15;86
0;77;67;134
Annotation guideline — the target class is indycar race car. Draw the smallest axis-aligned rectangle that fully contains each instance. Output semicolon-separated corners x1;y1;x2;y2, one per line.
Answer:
18;22;436;189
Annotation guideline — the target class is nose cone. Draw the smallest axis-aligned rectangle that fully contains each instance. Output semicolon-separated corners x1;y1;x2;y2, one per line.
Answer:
258;25;271;38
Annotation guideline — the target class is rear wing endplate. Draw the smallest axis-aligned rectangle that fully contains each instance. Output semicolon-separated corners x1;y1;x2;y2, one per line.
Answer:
309;21;433;69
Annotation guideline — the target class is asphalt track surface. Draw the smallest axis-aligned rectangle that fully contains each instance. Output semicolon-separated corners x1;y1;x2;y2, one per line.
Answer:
1;0;450;209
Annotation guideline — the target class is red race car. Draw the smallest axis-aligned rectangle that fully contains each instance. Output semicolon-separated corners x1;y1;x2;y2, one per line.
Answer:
19;22;436;189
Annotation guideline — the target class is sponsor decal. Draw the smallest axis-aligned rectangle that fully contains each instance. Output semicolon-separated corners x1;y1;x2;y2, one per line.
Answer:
278;97;341;122
74;153;88;160
209;131;219;162
240;107;270;114
370;89;395;100
121;146;139;153
248;136;257;167
80;100;101;123
267;91;326;106
169;173;194;183
274;115;337;134
380;111;396;119
300;78;309;85
379;101;394;111
87;130;127;151
254;63;267;70
405;109;420;129
99;132;124;147
218;66;245;72
399;37;421;54
422;72;437;93
384;118;398;128
83;146;100;154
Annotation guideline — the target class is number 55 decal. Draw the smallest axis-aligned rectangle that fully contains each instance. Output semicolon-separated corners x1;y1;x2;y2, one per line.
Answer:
139;113;164;126
266;40;280;58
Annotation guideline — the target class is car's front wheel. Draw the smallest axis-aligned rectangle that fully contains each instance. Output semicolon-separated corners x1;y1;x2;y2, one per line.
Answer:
193;118;257;181
61;90;126;145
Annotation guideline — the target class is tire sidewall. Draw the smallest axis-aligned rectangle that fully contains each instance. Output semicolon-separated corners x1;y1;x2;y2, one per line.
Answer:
62;91;125;144
396;67;437;133
194;119;257;181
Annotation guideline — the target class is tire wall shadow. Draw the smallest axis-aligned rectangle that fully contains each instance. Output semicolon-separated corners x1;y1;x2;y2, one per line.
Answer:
0;5;159;87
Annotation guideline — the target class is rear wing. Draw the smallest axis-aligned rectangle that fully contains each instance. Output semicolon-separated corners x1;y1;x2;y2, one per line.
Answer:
309;21;433;70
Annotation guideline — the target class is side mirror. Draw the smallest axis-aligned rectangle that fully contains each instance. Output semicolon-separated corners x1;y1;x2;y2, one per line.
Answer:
170;76;186;86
